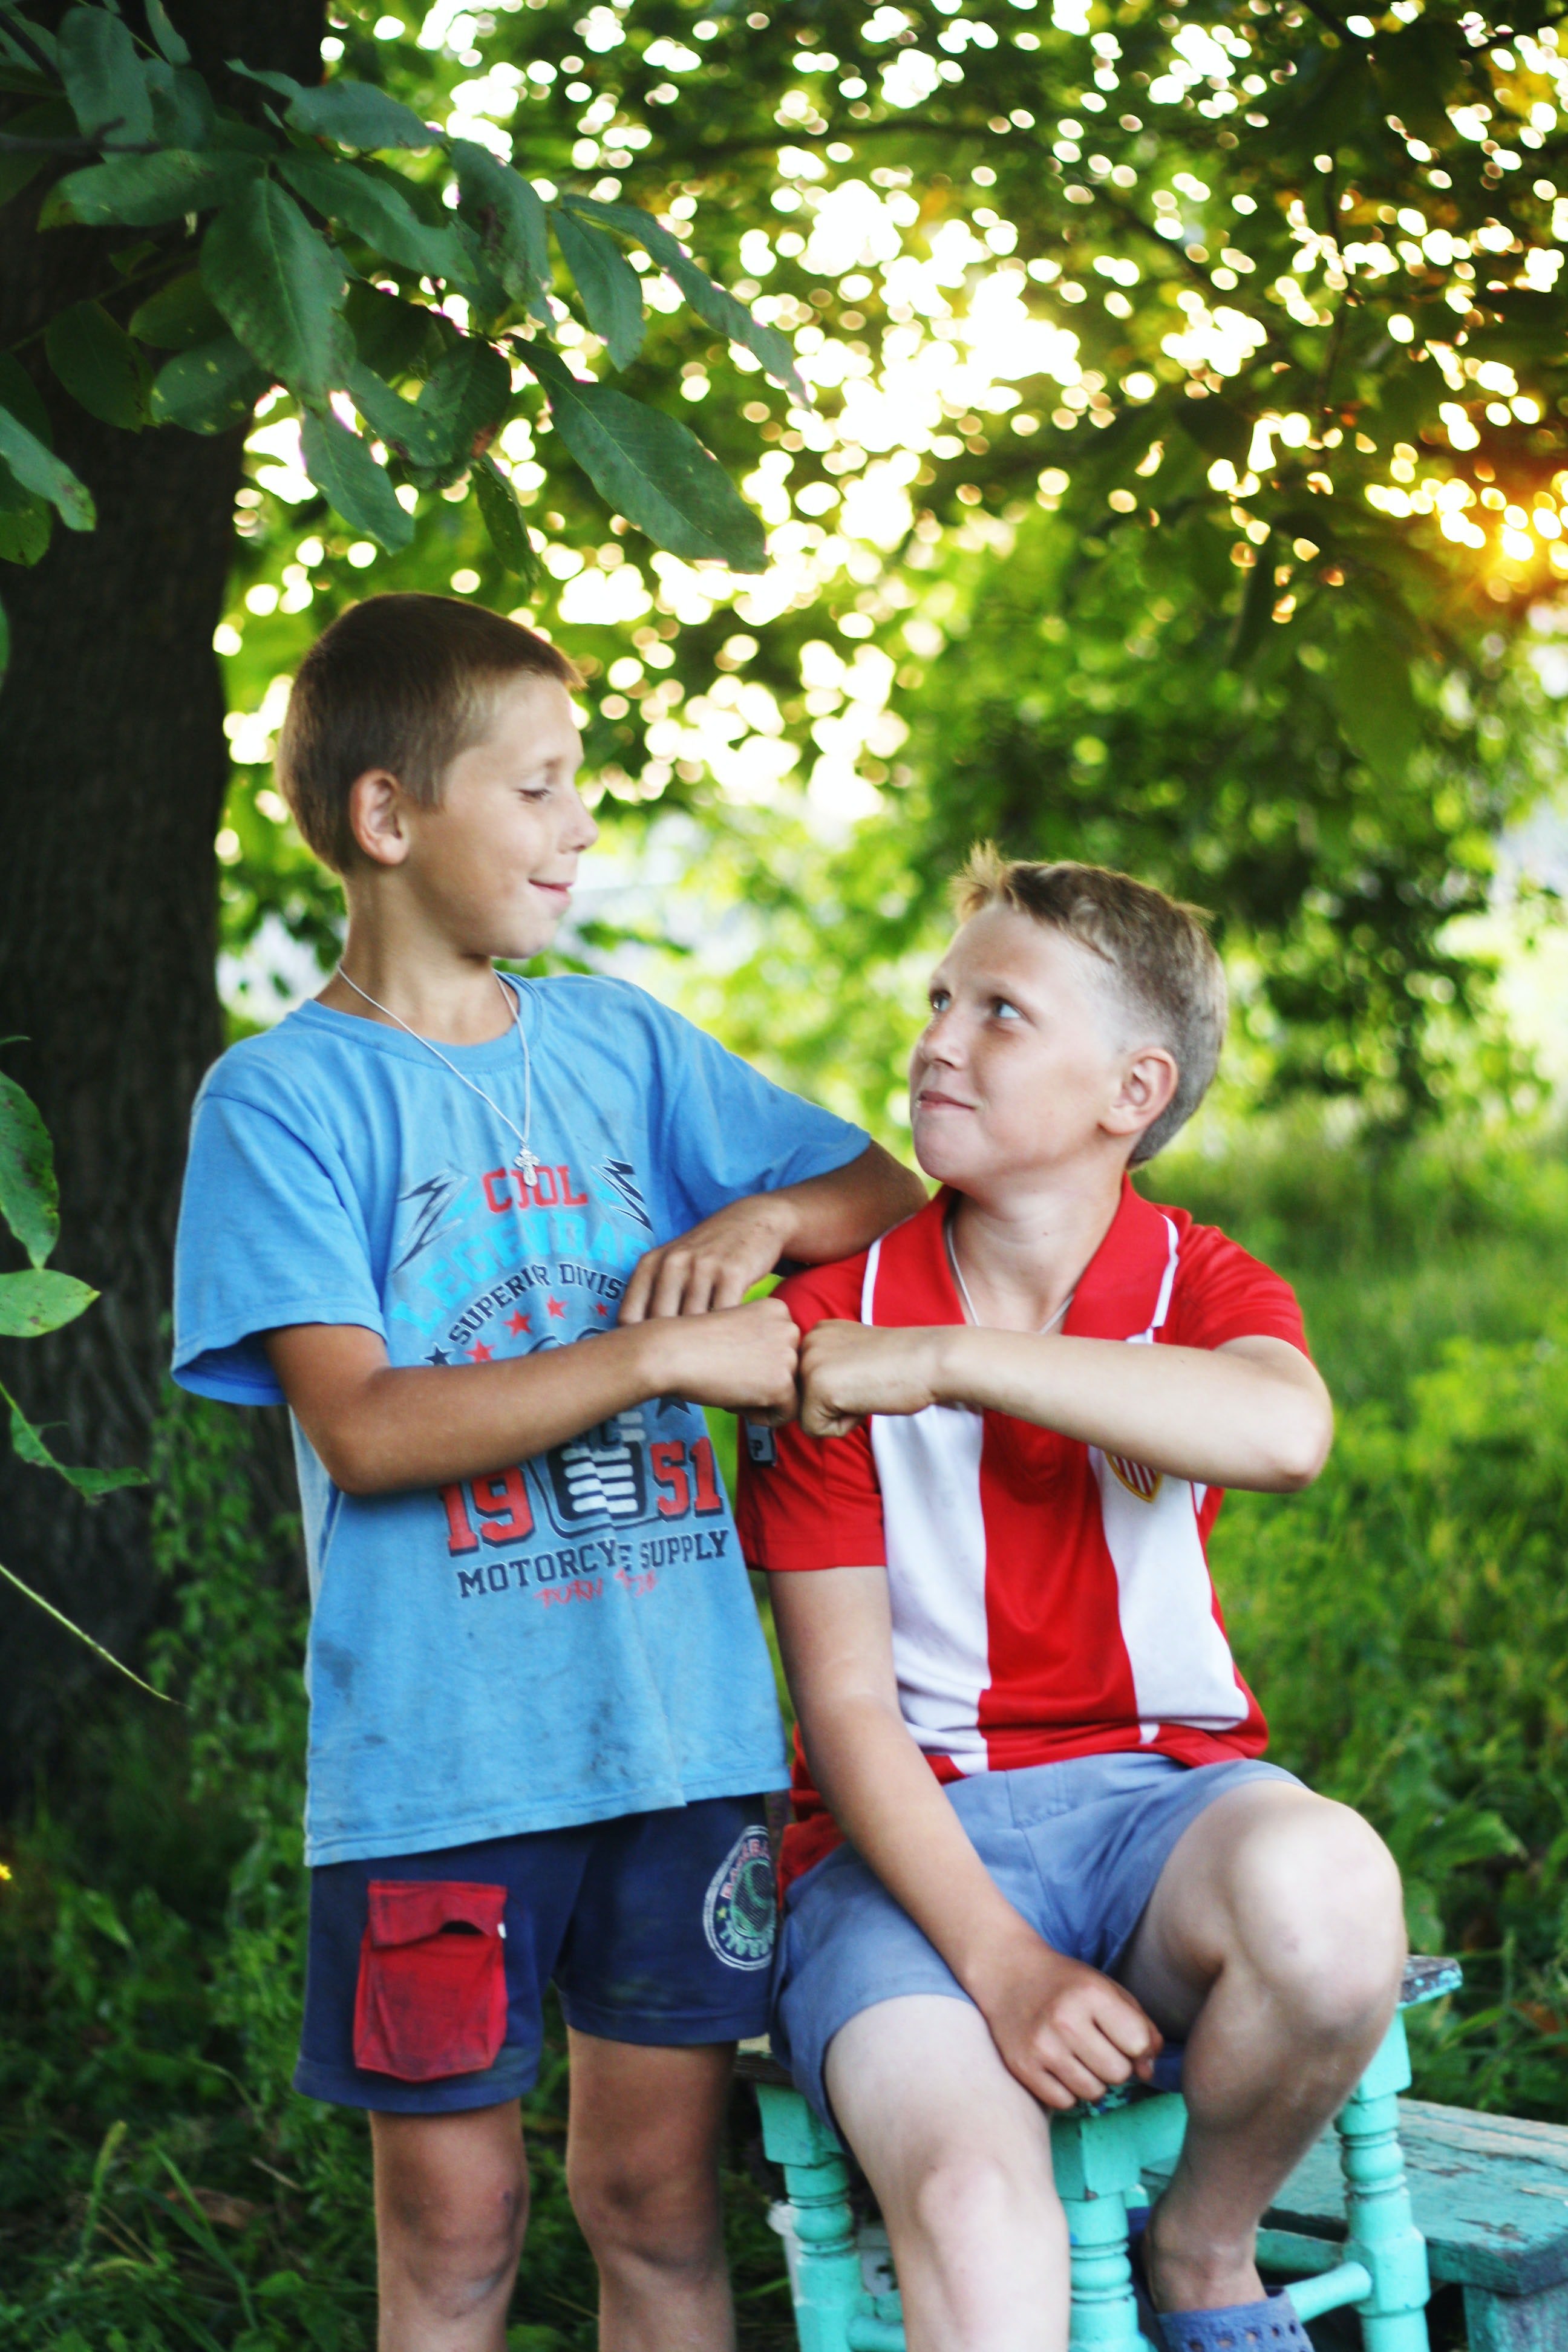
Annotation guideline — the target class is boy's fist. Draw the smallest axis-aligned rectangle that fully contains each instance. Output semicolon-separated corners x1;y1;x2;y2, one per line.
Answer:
979;1943;1161;2112
799;1320;942;1438
642;1297;802;1422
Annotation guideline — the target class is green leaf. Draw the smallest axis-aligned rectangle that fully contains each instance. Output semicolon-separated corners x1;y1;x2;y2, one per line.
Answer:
0;402;94;529
42;148;260;229
57;4;152;146
1334;626;1419;780
227;59;433;150
148;333;267;433
144;56;216;150
0;1269;96;1338
552;209;643;373
0;1548;169;1696
279;152;464;281
299;407;413;550
201;179;349;407
0;1066;57;1266
0;96;73;209
524;347;765;571
45;300;148;430
347;359;452;466
0;351;49;443
412;334;511;469
145;0;189;67
474;452;536;578
0;10;57;69
561;194;804;398
451;139;550;318
0;494;50;564
1228;532;1276;671
345;279;447;381
129;269;224;351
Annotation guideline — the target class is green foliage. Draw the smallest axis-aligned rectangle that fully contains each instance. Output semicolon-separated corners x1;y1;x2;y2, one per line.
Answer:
0;1392;794;2349
0;1056;145;1660
0;0;803;677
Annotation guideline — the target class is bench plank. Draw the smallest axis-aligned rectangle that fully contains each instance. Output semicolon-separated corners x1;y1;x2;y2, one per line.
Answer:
1264;2100;1568;2300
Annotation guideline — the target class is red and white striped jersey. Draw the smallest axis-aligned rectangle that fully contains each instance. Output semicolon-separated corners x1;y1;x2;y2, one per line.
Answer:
736;1180;1308;1889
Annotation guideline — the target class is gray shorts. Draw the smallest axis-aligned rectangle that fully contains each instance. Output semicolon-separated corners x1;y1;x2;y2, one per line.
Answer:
771;1750;1298;2125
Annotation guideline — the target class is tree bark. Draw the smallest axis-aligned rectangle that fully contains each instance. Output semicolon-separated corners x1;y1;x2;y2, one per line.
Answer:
0;2;324;1797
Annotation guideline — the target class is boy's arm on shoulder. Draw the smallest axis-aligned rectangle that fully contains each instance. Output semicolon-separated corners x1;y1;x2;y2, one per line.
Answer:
799;1322;1333;1493
621;1142;925;1322
264;1303;799;1496
769;1566;1162;2109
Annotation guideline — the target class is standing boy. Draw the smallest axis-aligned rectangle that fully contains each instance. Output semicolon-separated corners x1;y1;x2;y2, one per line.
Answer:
172;592;923;2352
739;854;1406;2352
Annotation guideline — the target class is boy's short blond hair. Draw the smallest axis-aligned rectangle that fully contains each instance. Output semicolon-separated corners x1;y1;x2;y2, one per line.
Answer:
954;848;1227;1164
276;592;581;872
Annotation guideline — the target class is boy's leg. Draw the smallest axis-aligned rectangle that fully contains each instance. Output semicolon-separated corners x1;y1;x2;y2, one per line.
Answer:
371;2100;529;2352
1114;1781;1406;2315
565;2031;737;2352
826;1993;1068;2352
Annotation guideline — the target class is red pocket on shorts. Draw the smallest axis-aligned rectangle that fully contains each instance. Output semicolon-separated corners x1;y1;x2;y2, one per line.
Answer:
353;1880;508;2082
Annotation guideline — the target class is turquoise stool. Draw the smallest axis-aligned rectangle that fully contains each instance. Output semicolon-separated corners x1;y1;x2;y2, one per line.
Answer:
743;1955;1461;2352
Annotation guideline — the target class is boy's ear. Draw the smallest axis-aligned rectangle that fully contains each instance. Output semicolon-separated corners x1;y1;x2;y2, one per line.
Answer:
346;768;413;868
1103;1045;1180;1148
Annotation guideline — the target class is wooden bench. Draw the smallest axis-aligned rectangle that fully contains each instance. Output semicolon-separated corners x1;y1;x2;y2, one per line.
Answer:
739;1957;1484;2352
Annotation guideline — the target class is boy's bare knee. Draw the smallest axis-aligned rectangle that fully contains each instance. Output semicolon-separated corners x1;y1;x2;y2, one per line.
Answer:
376;2117;528;2319
1229;1800;1405;2032
569;2146;722;2276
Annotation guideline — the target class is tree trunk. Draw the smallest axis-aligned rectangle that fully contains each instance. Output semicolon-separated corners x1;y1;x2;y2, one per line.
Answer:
0;2;324;1798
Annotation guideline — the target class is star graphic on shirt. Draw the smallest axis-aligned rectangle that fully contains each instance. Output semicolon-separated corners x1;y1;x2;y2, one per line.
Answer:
546;1297;566;1320
595;1302;609;1318
425;1347;452;1365
469;1341;494;1362
506;1310;532;1336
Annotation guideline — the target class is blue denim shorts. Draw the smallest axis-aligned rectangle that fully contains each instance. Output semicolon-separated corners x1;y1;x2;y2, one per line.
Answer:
296;1795;777;2114
772;1751;1297;2125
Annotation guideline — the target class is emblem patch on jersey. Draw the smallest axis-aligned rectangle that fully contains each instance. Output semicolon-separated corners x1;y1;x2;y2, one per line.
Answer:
1108;1454;1163;1503
743;1419;777;1468
702;1826;776;1970
543;1409;650;1531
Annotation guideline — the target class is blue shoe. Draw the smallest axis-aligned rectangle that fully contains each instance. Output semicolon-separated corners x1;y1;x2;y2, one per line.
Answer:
1155;2291;1314;2352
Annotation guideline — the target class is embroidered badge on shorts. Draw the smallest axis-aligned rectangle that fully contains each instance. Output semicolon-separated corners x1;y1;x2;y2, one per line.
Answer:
743;1419;777;1468
703;1825;777;1970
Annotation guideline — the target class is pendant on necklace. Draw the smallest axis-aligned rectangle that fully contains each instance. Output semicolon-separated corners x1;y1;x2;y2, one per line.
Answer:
514;1146;542;1187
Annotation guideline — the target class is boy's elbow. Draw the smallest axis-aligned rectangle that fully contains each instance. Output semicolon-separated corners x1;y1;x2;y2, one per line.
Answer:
307;1410;390;1496
1266;1396;1334;1491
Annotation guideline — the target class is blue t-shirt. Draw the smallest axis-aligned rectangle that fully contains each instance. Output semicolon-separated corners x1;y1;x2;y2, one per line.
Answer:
172;973;865;1867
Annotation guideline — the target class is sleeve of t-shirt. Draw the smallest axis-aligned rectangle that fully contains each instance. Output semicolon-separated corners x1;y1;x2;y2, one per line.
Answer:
1165;1220;1310;1356
172;1084;385;1407
647;999;868;1227
734;1259;889;1573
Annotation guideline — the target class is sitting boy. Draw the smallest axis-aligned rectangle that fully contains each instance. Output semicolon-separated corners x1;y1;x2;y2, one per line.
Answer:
737;853;1406;2352
172;592;923;2352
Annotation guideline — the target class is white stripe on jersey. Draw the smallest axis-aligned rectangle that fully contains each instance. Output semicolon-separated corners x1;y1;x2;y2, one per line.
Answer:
863;1240;991;1772
1090;1448;1249;1737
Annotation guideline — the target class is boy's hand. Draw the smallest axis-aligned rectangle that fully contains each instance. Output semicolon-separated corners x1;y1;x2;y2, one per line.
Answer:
621;1195;793;1322
799;1320;943;1437
976;1939;1162;2111
638;1296;801;1422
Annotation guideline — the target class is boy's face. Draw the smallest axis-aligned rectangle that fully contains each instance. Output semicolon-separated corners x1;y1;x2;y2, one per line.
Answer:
399;675;596;961
909;906;1174;1190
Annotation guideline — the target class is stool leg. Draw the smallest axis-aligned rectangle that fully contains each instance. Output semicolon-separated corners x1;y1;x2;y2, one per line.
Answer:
1334;2014;1431;2352
756;2084;866;2352
1065;2187;1146;2352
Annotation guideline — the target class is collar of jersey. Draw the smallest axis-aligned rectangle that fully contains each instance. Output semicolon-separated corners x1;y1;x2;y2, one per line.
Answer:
874;1178;1177;1344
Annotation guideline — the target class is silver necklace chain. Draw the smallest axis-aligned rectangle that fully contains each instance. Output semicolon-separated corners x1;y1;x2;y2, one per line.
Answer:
944;1215;1072;1336
334;966;543;1188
